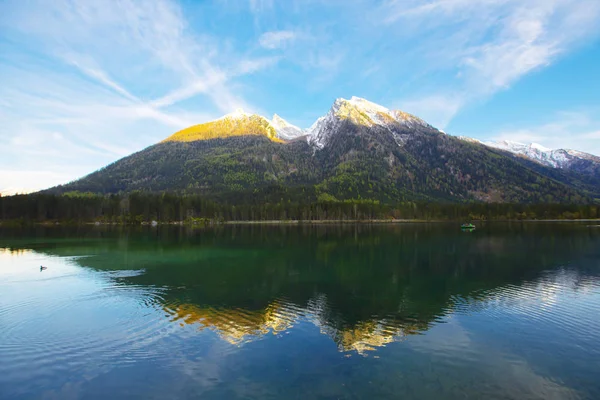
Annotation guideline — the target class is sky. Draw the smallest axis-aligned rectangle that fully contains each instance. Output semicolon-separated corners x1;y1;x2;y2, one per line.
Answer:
1;0;600;195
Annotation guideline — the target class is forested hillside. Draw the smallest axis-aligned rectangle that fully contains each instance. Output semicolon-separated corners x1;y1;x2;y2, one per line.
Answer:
48;124;597;204
39;97;599;205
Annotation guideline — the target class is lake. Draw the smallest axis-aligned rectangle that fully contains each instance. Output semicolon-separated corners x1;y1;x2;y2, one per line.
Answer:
1;223;599;399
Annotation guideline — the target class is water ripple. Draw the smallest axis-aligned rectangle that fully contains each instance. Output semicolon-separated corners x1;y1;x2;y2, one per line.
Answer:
0;276;176;391
450;269;600;348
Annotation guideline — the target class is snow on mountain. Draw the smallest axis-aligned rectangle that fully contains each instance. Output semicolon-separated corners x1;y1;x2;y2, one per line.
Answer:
165;97;435;146
483;140;599;169
167;109;306;142
456;136;482;144
306;96;430;148
168;101;597;172
270;114;304;140
216;109;303;140
215;108;252;121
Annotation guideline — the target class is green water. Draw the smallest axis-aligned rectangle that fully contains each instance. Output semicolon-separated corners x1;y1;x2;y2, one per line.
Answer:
1;223;599;399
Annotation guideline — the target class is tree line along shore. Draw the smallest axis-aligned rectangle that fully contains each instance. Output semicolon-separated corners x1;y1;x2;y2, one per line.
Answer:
1;192;599;225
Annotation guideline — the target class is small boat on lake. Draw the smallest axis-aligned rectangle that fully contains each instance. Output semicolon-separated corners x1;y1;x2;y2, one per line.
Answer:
461;223;476;230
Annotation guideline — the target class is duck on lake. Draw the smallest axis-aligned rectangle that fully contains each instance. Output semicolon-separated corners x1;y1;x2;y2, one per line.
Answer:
40;266;47;271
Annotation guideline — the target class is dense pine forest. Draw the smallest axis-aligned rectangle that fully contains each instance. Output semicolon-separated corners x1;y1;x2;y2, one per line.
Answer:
1;192;598;224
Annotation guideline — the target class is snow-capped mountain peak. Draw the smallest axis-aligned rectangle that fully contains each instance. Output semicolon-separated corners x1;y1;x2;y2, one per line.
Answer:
483;140;600;169
215;108;252;121
307;97;431;148
205;110;305;141
341;96;390;113
529;142;551;152
330;97;391;125
270;114;304;140
487;140;551;153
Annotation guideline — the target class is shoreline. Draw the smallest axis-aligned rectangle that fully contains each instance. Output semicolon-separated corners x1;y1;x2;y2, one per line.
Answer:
1;219;600;227
222;219;436;225
223;219;600;225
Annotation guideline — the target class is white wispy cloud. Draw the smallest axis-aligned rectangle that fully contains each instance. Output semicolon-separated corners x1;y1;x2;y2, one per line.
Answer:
259;30;297;49
0;0;278;194
0;0;599;194
487;110;600;155
384;0;600;127
0;170;76;196
396;95;465;130
582;131;600;140
63;53;140;103
249;0;274;14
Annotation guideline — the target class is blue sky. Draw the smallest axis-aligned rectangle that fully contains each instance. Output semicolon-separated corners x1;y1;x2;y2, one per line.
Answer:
1;0;600;194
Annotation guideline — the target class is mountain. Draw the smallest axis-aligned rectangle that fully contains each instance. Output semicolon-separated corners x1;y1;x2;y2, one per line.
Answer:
455;139;600;191
483;140;600;177
307;96;430;148
270;114;304;140
49;97;599;204
483;140;600;168
164;109;304;143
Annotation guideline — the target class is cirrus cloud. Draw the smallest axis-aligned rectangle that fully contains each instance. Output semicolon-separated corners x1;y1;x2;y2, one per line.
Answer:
259;30;298;49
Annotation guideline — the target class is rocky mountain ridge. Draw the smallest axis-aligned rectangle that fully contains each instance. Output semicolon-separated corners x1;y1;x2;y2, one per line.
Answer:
166;98;599;174
483;140;600;169
48;97;600;204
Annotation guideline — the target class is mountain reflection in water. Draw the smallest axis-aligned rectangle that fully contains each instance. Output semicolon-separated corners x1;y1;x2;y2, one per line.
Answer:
162;296;427;354
1;223;600;399
2;223;598;357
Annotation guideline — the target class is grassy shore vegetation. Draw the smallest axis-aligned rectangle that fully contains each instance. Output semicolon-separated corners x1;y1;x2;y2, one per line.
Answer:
1;191;598;225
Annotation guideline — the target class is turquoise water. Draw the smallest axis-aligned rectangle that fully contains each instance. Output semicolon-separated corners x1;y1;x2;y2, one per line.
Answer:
1;223;599;399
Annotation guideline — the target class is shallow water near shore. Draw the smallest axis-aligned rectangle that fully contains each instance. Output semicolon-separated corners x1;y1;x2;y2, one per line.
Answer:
1;223;599;399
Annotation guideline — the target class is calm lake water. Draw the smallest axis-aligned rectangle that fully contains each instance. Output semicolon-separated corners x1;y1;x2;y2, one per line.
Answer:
1;223;599;399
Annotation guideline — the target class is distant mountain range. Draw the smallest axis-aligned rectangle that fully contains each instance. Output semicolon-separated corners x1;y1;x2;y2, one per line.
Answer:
459;137;600;172
49;97;600;204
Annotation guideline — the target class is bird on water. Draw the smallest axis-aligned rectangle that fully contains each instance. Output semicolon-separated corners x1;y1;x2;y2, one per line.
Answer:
40;266;47;271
